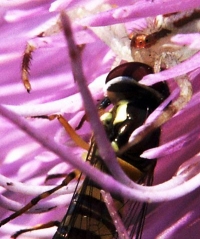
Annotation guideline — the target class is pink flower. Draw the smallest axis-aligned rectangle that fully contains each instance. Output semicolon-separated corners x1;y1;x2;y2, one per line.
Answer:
0;1;199;238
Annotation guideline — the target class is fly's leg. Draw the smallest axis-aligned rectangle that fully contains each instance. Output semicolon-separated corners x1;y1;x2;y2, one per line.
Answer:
1;114;88;235
32;114;90;182
75;104;108;130
56;114;89;150
0;171;79;227
11;221;60;239
34;114;89;150
45;173;71;183
35;114;144;182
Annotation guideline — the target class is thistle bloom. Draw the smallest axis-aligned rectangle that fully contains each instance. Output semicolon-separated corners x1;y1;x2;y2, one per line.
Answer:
0;0;200;238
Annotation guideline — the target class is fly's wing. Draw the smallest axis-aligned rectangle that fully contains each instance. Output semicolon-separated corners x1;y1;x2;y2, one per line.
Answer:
120;164;155;239
52;142;118;239
53;140;156;239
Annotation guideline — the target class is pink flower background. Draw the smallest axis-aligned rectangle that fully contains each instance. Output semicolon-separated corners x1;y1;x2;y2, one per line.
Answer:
0;0;200;238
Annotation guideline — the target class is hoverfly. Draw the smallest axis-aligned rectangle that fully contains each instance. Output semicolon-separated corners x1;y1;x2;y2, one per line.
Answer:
0;58;170;239
52;60;170;239
40;8;199;238
0;62;169;238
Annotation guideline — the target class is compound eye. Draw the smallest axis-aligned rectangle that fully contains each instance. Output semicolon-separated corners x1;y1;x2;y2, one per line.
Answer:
106;62;153;84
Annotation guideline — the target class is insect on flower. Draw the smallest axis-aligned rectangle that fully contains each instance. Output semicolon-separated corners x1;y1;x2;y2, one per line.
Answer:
52;61;170;239
0;11;171;239
50;10;200;236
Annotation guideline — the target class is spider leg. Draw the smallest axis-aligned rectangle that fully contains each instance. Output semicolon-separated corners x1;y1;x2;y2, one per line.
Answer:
21;43;35;92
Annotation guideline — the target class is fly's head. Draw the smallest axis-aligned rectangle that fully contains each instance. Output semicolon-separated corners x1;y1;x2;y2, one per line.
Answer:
104;62;169;107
